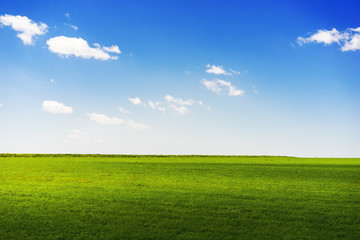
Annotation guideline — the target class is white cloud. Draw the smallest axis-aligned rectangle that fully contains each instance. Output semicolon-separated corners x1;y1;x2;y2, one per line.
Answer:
118;106;130;114
164;95;195;106
298;27;360;52
126;120;149;130
202;79;244;96
0;14;48;45
103;45;121;54
93;43;121;54
202;79;222;94
128;97;141;105
50;78;55;83
228;85;244;96
64;23;78;31
164;95;196;114
129;95;208;115
42;100;73;114
205;64;232;75
229;69;241;75
169;105;188;114
297;28;344;45
87;113;124;125
0;104;2;107
342;33;360;51
148;101;159;108
88;112;149;129
47;36;119;60
148;101;166;112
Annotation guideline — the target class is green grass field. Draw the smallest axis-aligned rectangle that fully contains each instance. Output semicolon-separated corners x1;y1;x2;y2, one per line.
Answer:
0;154;359;239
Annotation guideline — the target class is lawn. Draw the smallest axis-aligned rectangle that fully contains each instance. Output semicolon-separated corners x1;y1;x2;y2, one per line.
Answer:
0;154;359;239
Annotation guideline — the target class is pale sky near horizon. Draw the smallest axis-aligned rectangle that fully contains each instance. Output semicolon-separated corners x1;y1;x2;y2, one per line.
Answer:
0;0;359;157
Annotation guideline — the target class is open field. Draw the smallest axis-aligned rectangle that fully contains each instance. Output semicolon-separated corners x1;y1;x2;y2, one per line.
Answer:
0;154;359;239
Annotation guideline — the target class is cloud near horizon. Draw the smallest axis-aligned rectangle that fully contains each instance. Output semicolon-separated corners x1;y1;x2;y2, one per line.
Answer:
42;100;73;114
126;120;149;130
87;112;149;129
47;36;120;60
133;95;211;115
87;113;124;125
0;14;48;45
298;27;360;51
68;129;102;143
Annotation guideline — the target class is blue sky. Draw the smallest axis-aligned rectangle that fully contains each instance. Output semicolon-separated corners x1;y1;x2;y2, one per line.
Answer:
0;0;359;157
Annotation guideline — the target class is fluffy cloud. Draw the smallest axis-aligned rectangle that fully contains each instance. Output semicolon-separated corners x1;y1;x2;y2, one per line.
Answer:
298;27;360;51
42;100;73;114
47;36;120;60
202;79;244;96
164;95;196;114
342;28;360;51
228;85;244;96
87;113;124;125
298;28;344;45
118;106;130;114
148;101;166;112
205;64;239;76
103;45;121;54
0;14;48;45
128;97;142;105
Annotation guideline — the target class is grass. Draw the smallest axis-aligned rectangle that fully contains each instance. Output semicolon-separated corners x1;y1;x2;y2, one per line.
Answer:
0;154;359;239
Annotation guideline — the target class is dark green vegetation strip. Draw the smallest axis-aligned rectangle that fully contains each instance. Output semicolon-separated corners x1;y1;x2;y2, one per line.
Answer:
0;155;359;239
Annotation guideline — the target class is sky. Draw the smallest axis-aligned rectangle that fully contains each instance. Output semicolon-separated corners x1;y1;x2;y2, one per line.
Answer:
0;0;359;157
